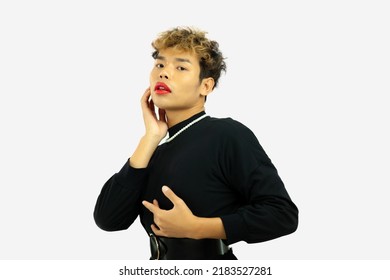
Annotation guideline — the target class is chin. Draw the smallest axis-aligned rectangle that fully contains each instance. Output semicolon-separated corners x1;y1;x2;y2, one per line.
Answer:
151;98;168;110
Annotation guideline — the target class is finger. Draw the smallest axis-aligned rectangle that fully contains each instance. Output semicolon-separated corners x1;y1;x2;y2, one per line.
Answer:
158;108;166;122
162;186;182;206
142;200;158;213
151;224;164;236
141;88;152;112
141;87;151;103
153;199;159;208
148;98;156;117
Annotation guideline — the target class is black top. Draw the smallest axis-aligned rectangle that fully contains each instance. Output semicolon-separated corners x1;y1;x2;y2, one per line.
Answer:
94;111;298;245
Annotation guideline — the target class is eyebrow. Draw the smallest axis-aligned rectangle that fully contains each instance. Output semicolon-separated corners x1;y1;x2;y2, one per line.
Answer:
156;55;192;64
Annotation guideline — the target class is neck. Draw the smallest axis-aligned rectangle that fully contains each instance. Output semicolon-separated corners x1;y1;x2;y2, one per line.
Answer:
165;106;205;128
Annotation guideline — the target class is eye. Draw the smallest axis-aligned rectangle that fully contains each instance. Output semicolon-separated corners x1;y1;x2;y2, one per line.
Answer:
177;66;187;71
155;63;164;68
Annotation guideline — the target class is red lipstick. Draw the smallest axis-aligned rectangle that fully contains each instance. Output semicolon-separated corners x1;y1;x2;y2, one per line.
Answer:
154;82;171;95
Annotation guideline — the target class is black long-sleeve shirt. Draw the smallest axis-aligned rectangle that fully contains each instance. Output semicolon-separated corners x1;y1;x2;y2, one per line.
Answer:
94;111;298;245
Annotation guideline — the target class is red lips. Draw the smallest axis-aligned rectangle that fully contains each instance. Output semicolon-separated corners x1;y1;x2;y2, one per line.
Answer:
154;82;171;95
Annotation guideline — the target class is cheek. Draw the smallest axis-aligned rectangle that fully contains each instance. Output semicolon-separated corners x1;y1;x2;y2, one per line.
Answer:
180;83;199;96
150;68;156;79
149;69;158;85
181;74;200;89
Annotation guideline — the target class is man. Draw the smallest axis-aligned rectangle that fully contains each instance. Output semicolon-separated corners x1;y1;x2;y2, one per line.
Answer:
94;27;298;260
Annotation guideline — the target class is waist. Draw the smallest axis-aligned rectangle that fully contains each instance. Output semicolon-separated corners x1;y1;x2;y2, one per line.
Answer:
149;233;229;260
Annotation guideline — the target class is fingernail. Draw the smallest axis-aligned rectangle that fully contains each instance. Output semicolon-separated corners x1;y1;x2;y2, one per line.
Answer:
162;186;169;192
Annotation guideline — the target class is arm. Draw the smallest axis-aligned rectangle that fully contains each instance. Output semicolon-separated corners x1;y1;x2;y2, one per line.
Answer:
220;165;299;244
219;120;299;245
130;88;168;168
93;88;168;231
93;160;147;231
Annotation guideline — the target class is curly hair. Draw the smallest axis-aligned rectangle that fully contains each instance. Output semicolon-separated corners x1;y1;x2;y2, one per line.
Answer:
151;26;226;89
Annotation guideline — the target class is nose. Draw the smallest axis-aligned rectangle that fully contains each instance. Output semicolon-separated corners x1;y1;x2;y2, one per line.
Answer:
159;68;169;79
159;73;168;79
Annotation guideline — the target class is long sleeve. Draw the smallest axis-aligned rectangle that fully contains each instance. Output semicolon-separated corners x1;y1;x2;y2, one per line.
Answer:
219;120;299;245
93;159;148;231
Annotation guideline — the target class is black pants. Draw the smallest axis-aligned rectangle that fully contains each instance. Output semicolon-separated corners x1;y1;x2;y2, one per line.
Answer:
215;248;238;260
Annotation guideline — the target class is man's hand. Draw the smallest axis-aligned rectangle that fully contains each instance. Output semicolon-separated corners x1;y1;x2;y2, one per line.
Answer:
141;87;168;142
142;186;227;240
142;186;200;239
129;88;168;168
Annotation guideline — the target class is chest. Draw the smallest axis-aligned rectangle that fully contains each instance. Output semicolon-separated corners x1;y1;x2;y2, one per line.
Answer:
142;138;234;216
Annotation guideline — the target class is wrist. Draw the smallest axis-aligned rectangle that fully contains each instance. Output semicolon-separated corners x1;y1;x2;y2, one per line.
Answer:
142;133;164;145
190;217;226;240
129;136;160;168
190;217;204;239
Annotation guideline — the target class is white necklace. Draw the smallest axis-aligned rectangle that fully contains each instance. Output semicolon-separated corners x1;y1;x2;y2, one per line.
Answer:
165;114;208;143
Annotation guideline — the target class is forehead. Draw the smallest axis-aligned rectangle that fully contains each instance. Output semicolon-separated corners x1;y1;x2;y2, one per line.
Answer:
156;48;199;63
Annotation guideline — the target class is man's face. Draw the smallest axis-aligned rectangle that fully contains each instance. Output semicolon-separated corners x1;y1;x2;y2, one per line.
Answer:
149;48;206;111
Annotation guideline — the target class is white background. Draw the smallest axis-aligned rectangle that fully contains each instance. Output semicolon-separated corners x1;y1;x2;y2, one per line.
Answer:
0;0;389;260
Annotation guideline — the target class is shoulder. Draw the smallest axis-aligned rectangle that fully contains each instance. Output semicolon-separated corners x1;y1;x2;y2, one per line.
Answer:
203;116;261;148
207;116;257;138
205;116;271;166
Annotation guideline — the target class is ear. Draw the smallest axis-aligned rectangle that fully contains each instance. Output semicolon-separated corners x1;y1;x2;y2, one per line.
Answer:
200;77;215;97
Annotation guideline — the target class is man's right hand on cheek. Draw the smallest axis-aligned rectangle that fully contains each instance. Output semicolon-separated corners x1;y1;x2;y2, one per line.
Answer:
140;87;168;142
